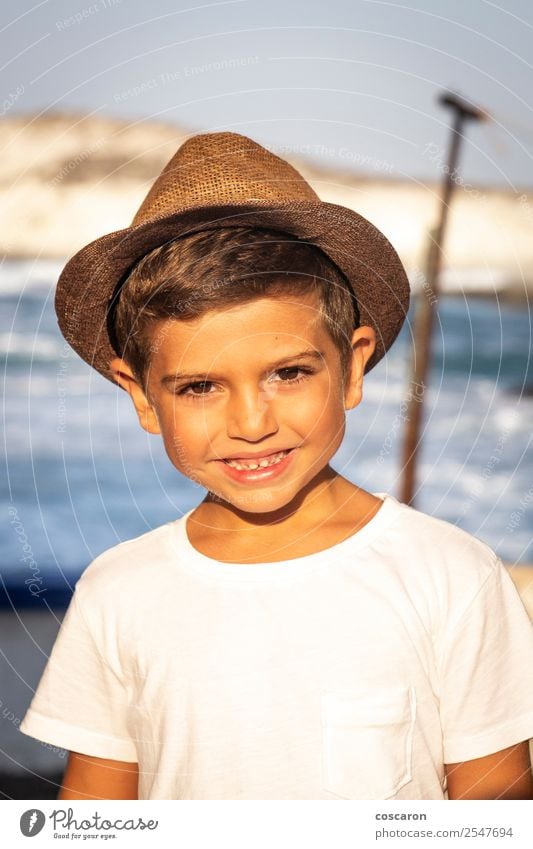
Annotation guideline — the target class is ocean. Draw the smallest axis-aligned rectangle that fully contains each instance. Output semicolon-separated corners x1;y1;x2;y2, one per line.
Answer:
2;259;532;606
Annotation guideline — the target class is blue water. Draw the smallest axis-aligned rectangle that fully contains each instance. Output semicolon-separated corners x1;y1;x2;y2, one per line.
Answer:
2;260;532;605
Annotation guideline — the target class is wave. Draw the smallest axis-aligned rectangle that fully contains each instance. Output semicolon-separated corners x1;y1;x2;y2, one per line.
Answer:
0;258;66;296
0;332;66;362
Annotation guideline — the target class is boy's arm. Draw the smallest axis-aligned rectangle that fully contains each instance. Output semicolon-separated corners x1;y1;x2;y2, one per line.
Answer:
58;752;139;800
445;741;533;799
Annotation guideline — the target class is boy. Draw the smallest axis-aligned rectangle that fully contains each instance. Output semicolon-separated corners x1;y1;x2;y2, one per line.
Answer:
21;132;533;800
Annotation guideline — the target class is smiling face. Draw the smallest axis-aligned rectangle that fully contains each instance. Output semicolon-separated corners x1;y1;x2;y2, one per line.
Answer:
110;292;375;518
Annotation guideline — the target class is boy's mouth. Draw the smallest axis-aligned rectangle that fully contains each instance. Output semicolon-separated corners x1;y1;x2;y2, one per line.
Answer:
222;448;292;471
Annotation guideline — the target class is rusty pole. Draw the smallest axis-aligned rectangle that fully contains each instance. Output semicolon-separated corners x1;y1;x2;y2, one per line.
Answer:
399;92;485;506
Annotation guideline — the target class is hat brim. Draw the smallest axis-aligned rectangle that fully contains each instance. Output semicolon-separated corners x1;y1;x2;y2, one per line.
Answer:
55;199;410;383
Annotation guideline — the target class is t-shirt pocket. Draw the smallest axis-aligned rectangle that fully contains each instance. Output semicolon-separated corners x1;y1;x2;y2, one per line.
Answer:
321;685;416;799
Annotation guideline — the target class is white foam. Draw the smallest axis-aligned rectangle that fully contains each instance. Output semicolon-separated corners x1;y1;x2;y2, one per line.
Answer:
0;258;65;296
0;332;63;360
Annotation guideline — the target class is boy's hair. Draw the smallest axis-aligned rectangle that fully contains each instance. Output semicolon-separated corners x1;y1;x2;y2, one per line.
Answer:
110;226;360;390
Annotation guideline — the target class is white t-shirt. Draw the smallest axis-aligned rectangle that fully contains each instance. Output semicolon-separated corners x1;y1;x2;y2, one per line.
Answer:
20;494;533;800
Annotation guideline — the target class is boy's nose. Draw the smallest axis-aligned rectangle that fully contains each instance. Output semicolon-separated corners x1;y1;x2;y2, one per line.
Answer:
226;385;279;441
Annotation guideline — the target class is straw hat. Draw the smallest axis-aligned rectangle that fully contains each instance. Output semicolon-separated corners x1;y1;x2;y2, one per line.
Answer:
55;131;410;383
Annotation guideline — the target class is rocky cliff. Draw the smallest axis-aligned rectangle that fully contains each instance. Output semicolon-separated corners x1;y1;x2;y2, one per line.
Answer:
1;112;532;296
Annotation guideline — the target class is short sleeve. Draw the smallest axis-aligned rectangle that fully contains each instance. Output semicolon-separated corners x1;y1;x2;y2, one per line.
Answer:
19;588;137;762
439;558;533;763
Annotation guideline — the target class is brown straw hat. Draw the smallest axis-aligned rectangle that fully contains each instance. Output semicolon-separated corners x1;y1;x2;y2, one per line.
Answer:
55;131;410;384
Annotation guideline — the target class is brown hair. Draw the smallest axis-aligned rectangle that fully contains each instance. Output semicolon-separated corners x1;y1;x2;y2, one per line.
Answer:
110;226;359;389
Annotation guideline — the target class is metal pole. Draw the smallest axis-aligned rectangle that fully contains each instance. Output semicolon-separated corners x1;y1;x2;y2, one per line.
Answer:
399;92;485;506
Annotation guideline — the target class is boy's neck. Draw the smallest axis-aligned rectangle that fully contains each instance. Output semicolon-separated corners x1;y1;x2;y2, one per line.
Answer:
186;468;383;564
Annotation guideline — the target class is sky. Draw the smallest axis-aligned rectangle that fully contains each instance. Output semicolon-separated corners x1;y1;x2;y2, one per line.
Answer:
3;0;533;189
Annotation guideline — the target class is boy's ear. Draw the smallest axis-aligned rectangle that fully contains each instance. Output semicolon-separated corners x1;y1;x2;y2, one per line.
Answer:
109;358;161;435
344;325;377;410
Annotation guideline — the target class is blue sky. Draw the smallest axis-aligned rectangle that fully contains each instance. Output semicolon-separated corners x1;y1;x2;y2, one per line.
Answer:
3;0;533;188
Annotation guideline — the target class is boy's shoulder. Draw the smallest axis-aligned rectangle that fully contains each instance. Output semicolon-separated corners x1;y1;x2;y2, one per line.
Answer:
74;517;179;599
384;495;497;558
374;494;502;611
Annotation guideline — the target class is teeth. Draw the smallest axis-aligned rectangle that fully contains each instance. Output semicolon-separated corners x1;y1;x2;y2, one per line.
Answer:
225;450;289;470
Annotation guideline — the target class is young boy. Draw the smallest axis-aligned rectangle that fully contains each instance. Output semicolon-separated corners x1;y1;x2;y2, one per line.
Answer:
21;132;533;801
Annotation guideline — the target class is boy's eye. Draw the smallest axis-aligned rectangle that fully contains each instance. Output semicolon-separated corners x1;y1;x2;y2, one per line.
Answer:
178;381;215;397
271;366;314;383
175;366;314;398
277;367;301;381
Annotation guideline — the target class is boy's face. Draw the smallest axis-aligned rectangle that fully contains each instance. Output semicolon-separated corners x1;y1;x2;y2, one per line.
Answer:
110;292;375;515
